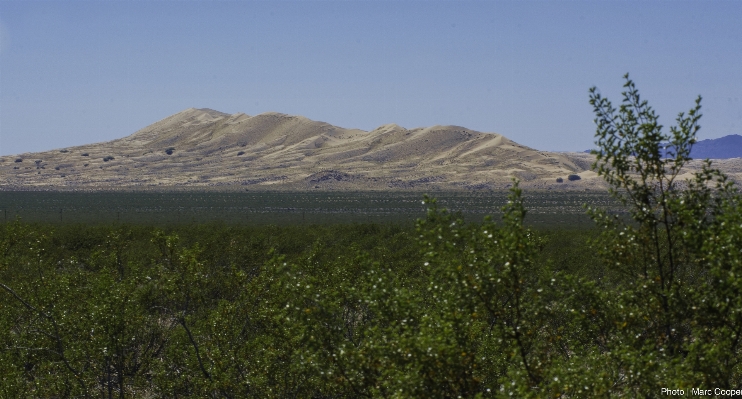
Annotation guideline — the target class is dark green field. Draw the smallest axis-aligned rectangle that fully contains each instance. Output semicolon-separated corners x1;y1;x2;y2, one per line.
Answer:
0;190;621;227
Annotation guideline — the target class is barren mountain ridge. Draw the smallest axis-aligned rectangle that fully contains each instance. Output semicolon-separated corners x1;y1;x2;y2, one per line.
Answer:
3;108;738;191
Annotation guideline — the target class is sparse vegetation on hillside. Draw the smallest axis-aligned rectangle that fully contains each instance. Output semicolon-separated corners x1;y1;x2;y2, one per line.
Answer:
0;107;610;191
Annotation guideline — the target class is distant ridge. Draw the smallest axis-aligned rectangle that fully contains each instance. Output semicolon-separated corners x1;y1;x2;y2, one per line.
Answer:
584;134;742;159
689;135;742;159
2;108;740;191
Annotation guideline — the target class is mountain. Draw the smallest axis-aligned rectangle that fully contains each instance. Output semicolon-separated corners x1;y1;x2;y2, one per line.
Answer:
689;135;742;159
4;108;737;191
584;135;742;159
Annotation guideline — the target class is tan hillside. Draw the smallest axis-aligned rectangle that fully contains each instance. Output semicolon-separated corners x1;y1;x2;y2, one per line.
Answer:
4;107;731;191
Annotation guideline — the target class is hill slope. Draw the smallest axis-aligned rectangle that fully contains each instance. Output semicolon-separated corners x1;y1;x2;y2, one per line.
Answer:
5;108;729;191
585;135;742;159
689;135;742;159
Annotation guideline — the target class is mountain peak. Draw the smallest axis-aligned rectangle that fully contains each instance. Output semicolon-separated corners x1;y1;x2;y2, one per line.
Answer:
0;108;666;191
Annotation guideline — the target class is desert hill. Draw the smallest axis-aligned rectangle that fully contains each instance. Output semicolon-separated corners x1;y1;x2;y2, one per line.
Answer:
2;108;738;191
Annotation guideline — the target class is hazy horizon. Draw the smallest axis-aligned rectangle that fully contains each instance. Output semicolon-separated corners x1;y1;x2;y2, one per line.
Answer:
1;1;740;156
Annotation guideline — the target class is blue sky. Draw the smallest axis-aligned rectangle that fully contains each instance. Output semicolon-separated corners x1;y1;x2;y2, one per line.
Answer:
1;1;740;155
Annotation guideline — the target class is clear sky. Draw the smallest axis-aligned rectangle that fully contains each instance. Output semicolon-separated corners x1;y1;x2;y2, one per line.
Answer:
0;1;740;156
